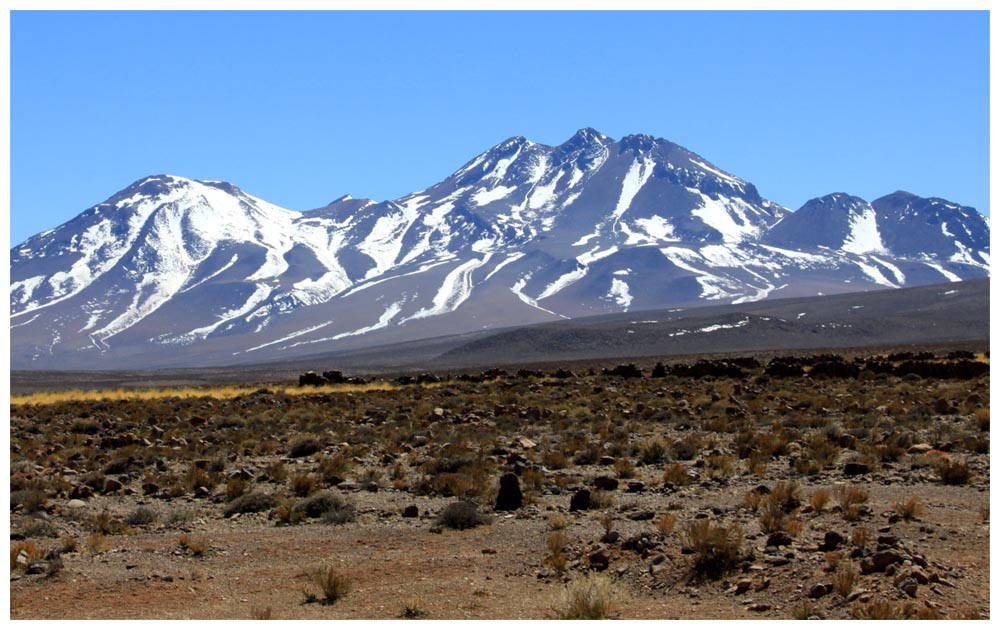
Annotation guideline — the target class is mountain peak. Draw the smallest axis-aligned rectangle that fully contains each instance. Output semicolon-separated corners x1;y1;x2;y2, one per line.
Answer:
566;127;609;145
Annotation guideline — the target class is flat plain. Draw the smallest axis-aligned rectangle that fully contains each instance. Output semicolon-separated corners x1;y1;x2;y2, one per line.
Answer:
9;347;990;619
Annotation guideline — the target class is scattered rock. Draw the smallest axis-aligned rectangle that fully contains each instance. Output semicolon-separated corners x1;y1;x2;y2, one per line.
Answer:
494;473;523;512
843;462;870;476
588;547;611;570
766;531;793;547
569;489;592;512
808;583;831;599
593;476;619;491
819;531;845;551
628;510;655;521
402;505;419;518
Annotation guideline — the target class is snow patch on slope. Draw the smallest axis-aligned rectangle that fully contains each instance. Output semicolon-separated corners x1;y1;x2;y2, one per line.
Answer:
403;256;492;321
841;205;885;254
607;278;633;309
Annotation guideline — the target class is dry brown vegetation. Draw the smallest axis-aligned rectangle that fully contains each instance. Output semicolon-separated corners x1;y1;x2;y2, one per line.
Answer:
9;350;990;619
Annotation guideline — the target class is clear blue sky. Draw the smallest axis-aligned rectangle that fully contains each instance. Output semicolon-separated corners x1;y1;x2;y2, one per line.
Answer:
10;10;989;245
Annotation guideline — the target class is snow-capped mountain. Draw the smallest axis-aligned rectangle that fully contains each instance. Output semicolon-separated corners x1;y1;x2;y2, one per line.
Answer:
10;129;990;369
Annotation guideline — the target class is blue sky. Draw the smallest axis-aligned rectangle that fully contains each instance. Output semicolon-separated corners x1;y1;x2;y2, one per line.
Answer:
10;10;989;245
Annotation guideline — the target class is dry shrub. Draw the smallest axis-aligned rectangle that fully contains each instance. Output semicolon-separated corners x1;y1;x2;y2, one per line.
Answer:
786;519;804;537
590;490;615;510
654;513;677;536
638;438;668;465
288;436;322;458
86;533;111;553
809;488;831;512
892;496;924;521
706;454;736;480
521;467;545;490
613;458;636;479
304;567;351;605
832;562;858;598
973;407;989;431
399;597;428;619
850;526;870;549
770;480;802;512
178;534;209;557
225;477;250;500
742;489;763;512
545;531;568;573
682;519;744;579
290;473;317;497
543;451;568;470
547;513;570;530
834;485;869;522
274;499;306;526
436;500;490;530
10;541;44;570
824;551;842;571
936;459;972;485
663;462;692;486
250;606;273;620
124;506;157;526
549;573;620;619
852;599;943;620
224;491;276;517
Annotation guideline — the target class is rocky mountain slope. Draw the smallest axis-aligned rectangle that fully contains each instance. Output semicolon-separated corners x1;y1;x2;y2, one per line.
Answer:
10;129;990;369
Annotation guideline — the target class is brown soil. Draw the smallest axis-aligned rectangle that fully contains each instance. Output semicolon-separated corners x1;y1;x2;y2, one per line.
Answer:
10;353;990;620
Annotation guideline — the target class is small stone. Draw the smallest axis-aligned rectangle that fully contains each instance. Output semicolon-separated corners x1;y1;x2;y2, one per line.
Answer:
402;505;419;518
748;603;771;612
898;577;919;597
593;476;619;491
69;485;93;500
808;583;830;599
25;561;50;575
600;531;620;544
819;531;845;551
877;534;899;547
588;547;611;570
66;499;87;509
569;489;592;512
628;510;655;521
766;531;793;547
626;481;645;493
843;462;870;476
735;579;753;595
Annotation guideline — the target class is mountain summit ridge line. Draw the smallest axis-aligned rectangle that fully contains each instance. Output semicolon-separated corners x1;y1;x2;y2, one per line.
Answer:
10;128;990;370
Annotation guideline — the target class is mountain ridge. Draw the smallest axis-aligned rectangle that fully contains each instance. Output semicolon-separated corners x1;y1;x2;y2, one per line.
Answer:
10;128;990;370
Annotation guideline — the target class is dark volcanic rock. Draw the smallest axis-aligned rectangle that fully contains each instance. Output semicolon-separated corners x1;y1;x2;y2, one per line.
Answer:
494;473;523;511
570;489;592;512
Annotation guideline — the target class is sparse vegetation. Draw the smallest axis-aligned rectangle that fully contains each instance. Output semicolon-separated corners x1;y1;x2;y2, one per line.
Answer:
549;573;620;619
8;348;990;619
435;500;491;530
682;519;744;579
304;567;351;605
